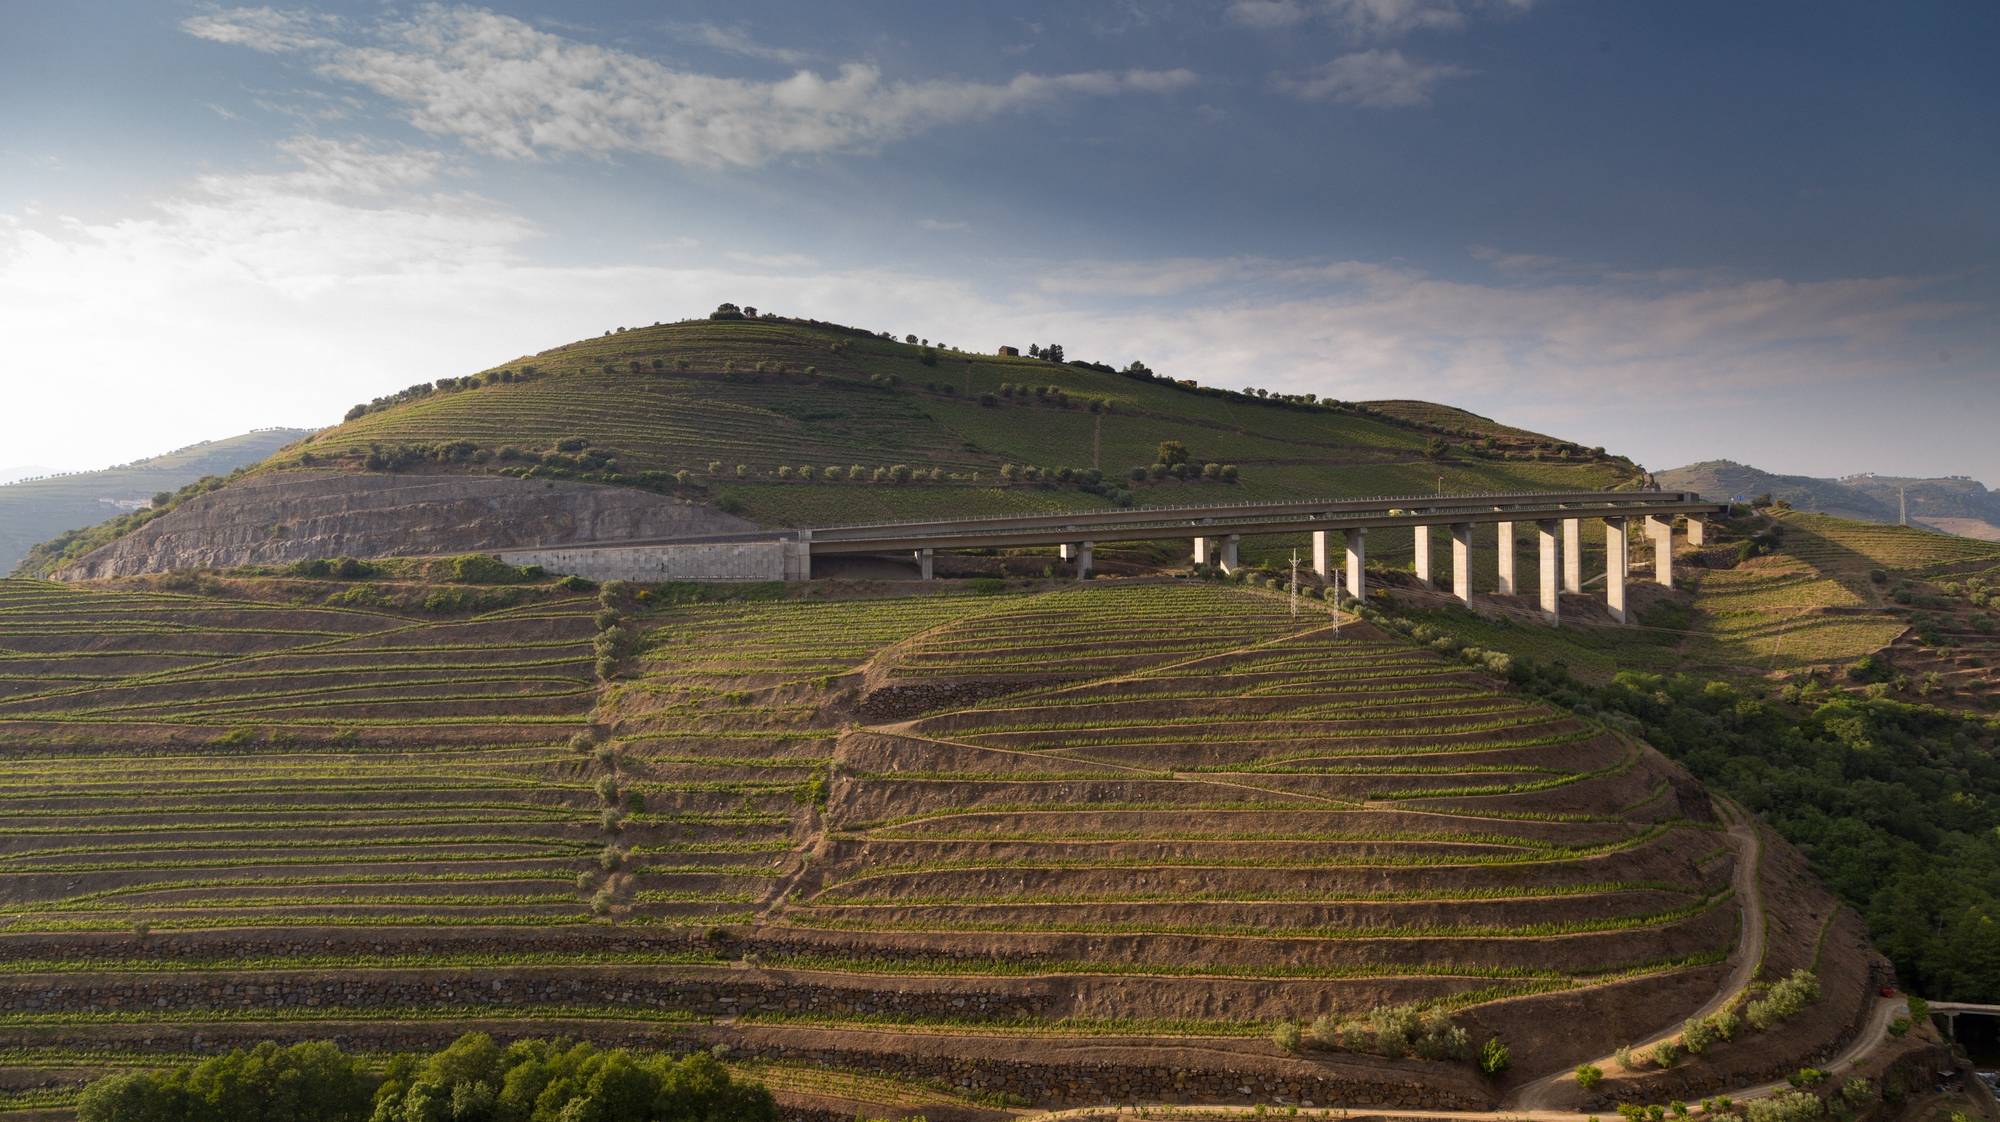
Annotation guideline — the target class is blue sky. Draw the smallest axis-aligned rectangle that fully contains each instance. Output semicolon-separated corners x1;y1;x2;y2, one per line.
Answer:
3;1;1996;485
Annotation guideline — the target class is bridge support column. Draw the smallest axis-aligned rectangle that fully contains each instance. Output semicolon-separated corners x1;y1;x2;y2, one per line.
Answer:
915;548;933;581
1220;535;1241;575
1059;543;1077;561
1687;514;1707;547
1645;515;1673;587
1604;518;1628;624
1413;525;1433;587
1192;536;1212;567
1562;518;1582;593
1076;541;1093;580
1450;523;1473;605
786;533;813;581
1495;520;1516;595
1345;529;1366;602
1537;520;1562;624
1312;530;1332;581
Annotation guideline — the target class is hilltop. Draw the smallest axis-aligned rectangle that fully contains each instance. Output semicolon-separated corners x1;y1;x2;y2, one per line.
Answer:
38;311;1639;578
1659;459;2000;540
0;429;310;575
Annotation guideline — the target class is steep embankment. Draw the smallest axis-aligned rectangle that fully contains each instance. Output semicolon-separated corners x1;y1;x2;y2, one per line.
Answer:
47;314;1639;577
0;428;309;574
56;471;757;580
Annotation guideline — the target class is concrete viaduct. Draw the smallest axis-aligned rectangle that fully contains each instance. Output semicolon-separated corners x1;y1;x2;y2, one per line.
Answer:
497;489;1724;625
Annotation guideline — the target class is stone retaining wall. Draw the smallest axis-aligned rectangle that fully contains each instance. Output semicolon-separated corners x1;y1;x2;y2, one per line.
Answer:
497;540;806;582
0;968;1046;1021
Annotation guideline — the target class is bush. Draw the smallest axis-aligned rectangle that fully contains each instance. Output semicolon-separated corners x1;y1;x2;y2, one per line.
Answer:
1478;1037;1509;1075
1575;1063;1603;1089
1747;969;1820;1030
1272;1022;1302;1052
447;554;526;584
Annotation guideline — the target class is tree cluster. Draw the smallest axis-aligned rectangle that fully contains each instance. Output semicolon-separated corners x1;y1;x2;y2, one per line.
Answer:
77;1034;774;1122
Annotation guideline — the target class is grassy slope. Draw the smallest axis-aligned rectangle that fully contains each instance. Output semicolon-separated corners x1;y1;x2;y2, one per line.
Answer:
264;317;1636;529
0;430;311;574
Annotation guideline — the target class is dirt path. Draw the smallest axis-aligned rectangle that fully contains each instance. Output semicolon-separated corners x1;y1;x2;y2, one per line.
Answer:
1508;799;1764;1110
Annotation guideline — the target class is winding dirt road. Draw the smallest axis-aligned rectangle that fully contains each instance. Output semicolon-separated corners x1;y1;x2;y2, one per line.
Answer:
1509;802;1765;1110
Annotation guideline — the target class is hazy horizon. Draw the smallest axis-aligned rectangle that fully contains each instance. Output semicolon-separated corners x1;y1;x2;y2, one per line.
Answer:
6;1;1996;484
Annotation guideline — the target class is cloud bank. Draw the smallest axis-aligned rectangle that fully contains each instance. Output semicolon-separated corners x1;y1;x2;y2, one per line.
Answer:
182;6;1197;167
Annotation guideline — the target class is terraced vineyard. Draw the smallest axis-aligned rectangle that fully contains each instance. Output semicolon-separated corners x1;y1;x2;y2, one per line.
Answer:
0;577;1881;1116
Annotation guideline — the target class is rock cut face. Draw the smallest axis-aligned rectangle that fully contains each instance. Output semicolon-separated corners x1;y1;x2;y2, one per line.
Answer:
55;470;759;578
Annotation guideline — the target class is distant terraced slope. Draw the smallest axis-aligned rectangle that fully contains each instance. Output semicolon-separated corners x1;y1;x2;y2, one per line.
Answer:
0;429;310;575
49;316;1639;577
0;577;1880;1114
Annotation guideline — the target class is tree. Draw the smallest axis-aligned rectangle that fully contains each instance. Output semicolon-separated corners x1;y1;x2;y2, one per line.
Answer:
709;303;743;320
1155;440;1190;467
1043;343;1064;362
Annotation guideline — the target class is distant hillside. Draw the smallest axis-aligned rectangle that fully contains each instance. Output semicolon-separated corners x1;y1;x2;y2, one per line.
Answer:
1656;460;1894;521
1659;459;2000;539
1840;472;2000;536
1;429;311;574
48;311;1641;577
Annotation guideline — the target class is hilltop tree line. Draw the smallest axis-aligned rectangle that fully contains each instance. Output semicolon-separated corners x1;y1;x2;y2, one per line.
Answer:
76;1033;774;1122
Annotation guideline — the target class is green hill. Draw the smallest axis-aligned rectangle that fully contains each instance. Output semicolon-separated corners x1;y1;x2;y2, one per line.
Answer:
0;429;311;574
38;313;1642;576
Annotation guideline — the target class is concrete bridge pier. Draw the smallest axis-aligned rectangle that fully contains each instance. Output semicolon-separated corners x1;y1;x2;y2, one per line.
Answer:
1687;514;1707;546
1537;520;1562;624
1076;541;1094;580
915;547;934;581
1059;543;1077;561
1562;517;1583;594
1312;530;1332;581
1450;523;1473;604
1345;529;1367;602
1645;515;1673;586
1604;518;1628;623
1192;536;1213;567
1413;525;1433;587
1495;520;1516;594
1220;535;1241;575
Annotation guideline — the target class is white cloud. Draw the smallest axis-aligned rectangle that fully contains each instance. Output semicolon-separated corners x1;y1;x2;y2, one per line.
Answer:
1277;49;1468;107
183;6;1198;168
917;218;970;233
1226;1;1311;30
1233;0;1537;39
668;21;810;66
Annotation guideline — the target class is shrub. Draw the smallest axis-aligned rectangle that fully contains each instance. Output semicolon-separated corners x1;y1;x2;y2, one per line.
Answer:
1575;1064;1603;1089
1478;1037;1510;1075
1746;969;1820;1030
1272;1022;1302;1052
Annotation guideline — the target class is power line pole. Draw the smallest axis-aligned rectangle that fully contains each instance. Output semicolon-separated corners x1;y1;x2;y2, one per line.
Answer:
1289;549;1299;619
